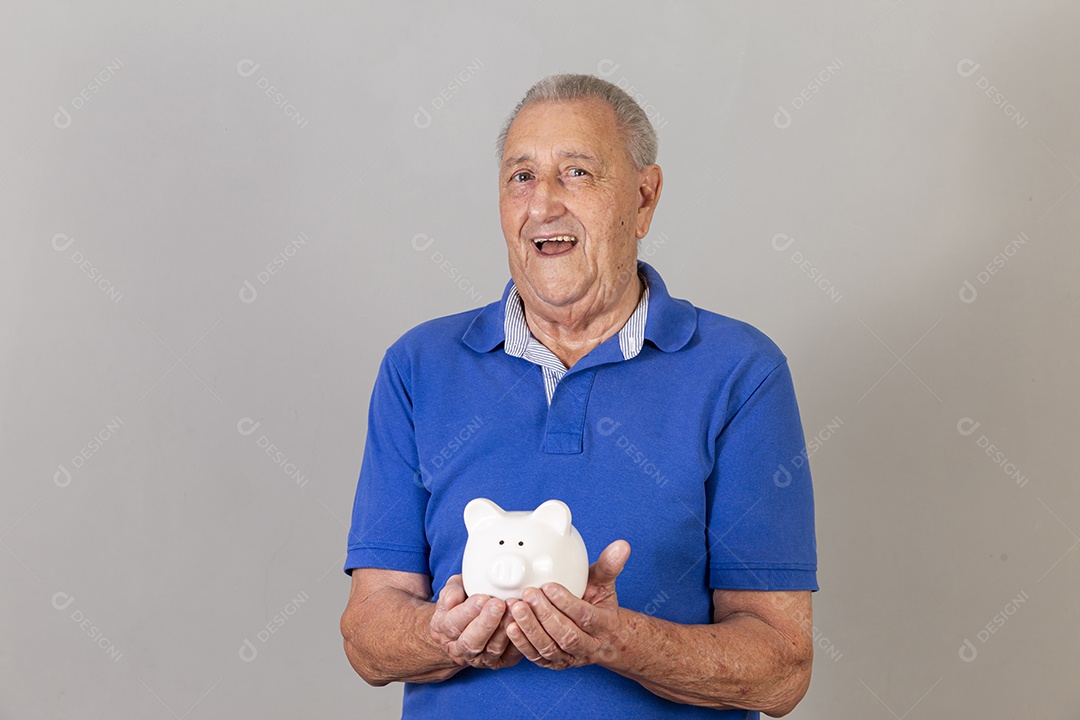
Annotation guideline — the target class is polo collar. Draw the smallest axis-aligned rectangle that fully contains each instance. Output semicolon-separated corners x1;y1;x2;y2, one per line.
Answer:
461;260;697;354
637;260;698;352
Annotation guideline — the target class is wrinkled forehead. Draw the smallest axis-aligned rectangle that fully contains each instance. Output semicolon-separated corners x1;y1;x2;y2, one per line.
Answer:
501;98;627;168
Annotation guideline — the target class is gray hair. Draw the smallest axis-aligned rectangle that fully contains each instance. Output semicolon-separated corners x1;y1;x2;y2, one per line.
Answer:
495;73;659;169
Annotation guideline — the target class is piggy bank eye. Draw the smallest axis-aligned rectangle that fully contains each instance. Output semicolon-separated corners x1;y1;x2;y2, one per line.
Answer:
518;541;524;546
498;540;504;545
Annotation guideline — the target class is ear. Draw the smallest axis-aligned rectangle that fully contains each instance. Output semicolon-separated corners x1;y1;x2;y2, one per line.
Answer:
464;498;503;531
635;164;663;239
531;499;572;536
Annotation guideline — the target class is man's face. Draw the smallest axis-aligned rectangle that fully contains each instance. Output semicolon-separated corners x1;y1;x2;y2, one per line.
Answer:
499;97;661;313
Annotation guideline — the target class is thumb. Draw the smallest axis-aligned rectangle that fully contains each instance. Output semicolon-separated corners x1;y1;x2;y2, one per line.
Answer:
590;540;631;586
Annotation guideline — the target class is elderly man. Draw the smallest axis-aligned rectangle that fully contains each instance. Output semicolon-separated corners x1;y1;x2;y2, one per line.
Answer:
341;74;817;718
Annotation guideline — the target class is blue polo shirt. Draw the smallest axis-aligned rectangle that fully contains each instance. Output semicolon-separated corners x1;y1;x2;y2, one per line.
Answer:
346;260;817;719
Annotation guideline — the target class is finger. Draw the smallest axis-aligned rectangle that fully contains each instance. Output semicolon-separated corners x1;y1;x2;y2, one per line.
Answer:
485;605;517;656
435;593;486;639
437;575;467;612
513;589;575;664
506;618;542;663
588;540;631;586
505;601;544;663
452;597;505;658
525;587;581;651
498;639;525;667
486;631;509;658
542;582;600;632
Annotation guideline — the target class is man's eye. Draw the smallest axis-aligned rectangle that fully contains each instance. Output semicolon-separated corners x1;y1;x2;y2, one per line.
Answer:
568;168;589;177
511;172;533;183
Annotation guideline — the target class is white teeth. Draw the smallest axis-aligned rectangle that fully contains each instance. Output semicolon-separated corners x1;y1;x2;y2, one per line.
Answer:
533;235;577;248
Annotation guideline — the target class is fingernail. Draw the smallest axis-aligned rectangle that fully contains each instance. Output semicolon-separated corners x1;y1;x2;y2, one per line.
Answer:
488;603;502;616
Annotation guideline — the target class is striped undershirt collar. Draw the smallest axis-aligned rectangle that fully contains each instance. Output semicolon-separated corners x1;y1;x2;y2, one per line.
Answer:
503;272;649;405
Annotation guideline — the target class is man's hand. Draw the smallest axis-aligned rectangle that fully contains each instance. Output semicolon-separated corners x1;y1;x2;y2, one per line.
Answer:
505;540;631;670
429;574;523;670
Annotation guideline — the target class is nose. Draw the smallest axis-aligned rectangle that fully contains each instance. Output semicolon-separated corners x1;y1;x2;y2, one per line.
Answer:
527;174;566;226
486;554;527;589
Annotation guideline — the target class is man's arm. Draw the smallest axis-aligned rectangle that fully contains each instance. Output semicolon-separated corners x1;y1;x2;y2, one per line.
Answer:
340;568;522;686
506;542;813;717
608;589;813;716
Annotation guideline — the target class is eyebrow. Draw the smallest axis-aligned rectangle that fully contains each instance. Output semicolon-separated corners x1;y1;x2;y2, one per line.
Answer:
501;150;601;169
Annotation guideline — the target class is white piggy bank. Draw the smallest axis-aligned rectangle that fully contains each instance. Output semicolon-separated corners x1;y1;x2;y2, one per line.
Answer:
461;498;589;601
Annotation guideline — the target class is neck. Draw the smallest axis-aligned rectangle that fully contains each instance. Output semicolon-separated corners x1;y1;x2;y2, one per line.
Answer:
522;271;643;369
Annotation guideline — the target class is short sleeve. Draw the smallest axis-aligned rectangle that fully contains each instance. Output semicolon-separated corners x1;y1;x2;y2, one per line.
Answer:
706;358;818;591
344;350;432;576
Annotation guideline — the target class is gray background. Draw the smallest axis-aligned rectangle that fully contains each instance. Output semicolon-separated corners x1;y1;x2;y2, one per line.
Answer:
2;1;1077;718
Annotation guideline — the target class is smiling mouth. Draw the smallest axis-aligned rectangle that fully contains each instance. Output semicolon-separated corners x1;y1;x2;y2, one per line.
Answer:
532;235;578;256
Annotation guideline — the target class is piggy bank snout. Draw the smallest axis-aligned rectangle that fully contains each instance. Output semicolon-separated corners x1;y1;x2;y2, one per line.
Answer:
486;554;527;589
461;499;589;601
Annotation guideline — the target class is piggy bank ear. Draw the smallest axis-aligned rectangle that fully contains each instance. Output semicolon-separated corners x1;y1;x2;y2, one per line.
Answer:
464;498;503;531
532;499;572;536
